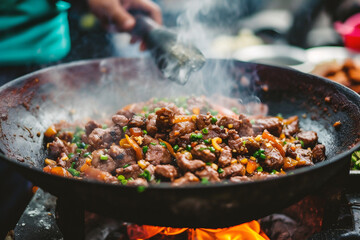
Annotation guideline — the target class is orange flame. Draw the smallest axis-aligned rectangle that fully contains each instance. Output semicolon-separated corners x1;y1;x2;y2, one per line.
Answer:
127;220;269;240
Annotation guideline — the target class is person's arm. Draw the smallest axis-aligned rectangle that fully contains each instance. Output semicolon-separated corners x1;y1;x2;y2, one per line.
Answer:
88;0;162;32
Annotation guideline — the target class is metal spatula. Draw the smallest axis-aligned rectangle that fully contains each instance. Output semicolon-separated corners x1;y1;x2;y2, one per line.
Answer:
132;15;206;85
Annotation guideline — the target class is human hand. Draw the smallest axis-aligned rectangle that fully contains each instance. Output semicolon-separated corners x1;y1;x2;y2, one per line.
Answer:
88;0;162;32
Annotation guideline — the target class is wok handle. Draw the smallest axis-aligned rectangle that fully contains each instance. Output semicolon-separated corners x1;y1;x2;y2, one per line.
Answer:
132;14;161;38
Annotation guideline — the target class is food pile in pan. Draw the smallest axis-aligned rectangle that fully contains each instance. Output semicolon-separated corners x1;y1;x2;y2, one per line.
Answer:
43;96;326;186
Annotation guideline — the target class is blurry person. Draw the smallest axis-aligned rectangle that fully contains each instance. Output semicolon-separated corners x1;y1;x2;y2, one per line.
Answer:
287;0;360;47
0;0;161;237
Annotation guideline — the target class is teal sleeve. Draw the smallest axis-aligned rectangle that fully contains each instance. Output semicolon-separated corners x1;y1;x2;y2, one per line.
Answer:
0;1;71;66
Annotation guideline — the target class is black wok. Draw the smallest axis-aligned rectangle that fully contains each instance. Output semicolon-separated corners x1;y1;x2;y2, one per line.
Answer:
0;58;359;229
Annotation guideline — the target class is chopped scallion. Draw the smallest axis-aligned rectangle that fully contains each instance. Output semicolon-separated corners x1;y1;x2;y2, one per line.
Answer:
83;152;91;158
68;153;74;159
100;154;108;161
117;175;125;181
159;142;166;147
300;140;305;148
122;126;128;132
218;168;224;174
143;146;149;154
201;177;209;184
211;117;217;124
257;166;263;172
68;168;80;177
209;146;215;153
202;128;209;134
123;164;130;168
150;142;157;146
173;145;179;151
143;130;148;135
204;139;211;144
186;145;192;151
206;162;212;166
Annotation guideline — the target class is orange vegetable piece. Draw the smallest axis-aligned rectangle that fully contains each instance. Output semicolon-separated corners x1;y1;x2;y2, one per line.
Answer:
160;139;176;157
130;127;143;137
284;116;298;125
50;166;72;177
262;130;285;157
192;108;200;115
44;125;57;137
246;160;257;174
119;138;131;148
125;134;143;160
172;115;192;124
212;137;223;152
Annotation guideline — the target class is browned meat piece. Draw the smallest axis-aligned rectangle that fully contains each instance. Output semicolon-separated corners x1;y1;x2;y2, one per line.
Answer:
127;178;149;186
218;146;232;167
57;131;73;143
88;126;122;149
92;149;116;173
156;107;175;132
116;164;142;179
169;121;196;139
191;144;217;163
262;146;284;170
196;114;212;129
116;109;135;119
286;144;313;167
296;148;314;167
109;145;137;167
145;164;155;176
195;166;220;182
312;144;326;163
155;165;178;180
85;120;102;136
228;130;246;154
253;117;283;137
128;115;145;128
238;114;254;137
227;130;259;155
219;163;246;178
205;124;227;140
176;133;191;148
142;135;159;146
217;116;241;130
112;114;129;127
297;131;318;148
172;172;199;186
145;144;172;165
176;152;205;172
230;176;251;182
145;113;157;136
283;117;299;137
48;137;69;158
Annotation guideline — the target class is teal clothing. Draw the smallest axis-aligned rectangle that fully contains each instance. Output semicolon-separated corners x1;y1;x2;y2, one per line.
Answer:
0;0;71;66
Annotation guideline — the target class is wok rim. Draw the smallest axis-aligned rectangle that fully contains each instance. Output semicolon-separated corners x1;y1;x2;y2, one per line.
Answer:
0;57;359;191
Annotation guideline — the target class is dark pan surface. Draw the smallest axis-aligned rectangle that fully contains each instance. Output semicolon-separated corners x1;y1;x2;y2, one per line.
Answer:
0;58;359;228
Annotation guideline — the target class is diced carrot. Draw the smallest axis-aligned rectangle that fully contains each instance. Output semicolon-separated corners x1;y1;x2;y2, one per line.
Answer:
172;115;192;124
43;165;52;173
192;108;200;115
50;166;72;177
32;186;39;194
125;134;143;160
130;127;143;137
246;160;257;174
262;130;285;157
44;125;57;137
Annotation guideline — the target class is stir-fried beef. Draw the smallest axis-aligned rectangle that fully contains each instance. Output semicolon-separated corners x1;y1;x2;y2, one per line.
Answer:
155;165;178;180
253;117;283;137
145;144;172;165
195;166;220;182
145;114;158;136
297;131;318;148
109;145;137;167
92;149;116;173
112;114;129;127
176;152;206;172
85;120;102;136
128;115;145;128
238;114;254;137
219;163;246;178
191;144;217;163
218;146;232;167
283;117;299;137
312;144;326;163
43;96;326;186
116;164;142;179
